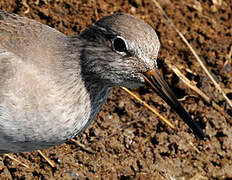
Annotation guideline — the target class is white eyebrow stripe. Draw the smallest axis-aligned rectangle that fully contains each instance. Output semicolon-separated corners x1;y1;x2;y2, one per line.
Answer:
92;24;108;33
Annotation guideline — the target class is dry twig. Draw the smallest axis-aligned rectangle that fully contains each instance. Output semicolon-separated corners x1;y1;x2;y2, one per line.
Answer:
168;63;231;123
152;0;232;108
168;63;210;103
70;139;95;154
4;154;30;169
120;87;174;129
37;150;55;168
22;0;30;14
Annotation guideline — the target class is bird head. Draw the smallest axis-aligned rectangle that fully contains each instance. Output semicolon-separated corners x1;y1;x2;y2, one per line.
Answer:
80;13;159;88
80;13;205;140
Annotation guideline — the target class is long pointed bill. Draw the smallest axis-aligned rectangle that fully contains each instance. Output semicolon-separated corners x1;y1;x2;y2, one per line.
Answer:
143;69;206;140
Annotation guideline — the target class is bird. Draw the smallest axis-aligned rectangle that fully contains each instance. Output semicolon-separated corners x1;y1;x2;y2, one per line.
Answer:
0;10;205;154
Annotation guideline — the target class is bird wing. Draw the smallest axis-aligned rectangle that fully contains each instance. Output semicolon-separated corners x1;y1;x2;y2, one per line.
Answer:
0;10;71;153
0;10;65;57
0;10;68;89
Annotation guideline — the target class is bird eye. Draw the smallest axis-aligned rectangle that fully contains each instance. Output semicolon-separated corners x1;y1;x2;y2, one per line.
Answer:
111;36;128;54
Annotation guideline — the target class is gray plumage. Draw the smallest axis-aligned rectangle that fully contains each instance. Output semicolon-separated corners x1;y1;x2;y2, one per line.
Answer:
0;10;160;153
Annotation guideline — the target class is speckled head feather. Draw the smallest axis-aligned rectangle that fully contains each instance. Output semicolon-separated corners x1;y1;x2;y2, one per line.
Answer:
80;13;160;88
95;13;160;66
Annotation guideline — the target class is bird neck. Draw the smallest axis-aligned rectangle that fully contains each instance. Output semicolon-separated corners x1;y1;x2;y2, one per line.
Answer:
61;35;113;134
79;80;112;133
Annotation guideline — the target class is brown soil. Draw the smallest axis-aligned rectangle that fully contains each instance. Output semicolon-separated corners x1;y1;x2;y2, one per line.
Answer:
0;0;231;179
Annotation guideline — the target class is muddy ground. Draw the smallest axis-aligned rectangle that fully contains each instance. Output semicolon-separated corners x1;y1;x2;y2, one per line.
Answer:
0;0;231;179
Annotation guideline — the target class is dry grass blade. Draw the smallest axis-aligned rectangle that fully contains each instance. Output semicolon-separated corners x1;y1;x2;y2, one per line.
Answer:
223;45;232;71
152;0;232;108
70;139;95;154
120;87;174;129
168;63;231;122
4;154;30;169
37;150;55;168
168;64;211;103
22;0;30;14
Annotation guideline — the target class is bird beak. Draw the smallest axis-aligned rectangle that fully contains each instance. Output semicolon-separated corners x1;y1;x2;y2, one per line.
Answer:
143;69;206;140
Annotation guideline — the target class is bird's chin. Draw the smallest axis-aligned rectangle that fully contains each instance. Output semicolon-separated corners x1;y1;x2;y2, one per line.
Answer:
123;82;144;89
113;73;145;88
123;74;145;88
121;77;145;89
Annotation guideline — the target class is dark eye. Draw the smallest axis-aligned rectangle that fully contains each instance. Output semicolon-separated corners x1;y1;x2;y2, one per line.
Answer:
111;36;128;54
